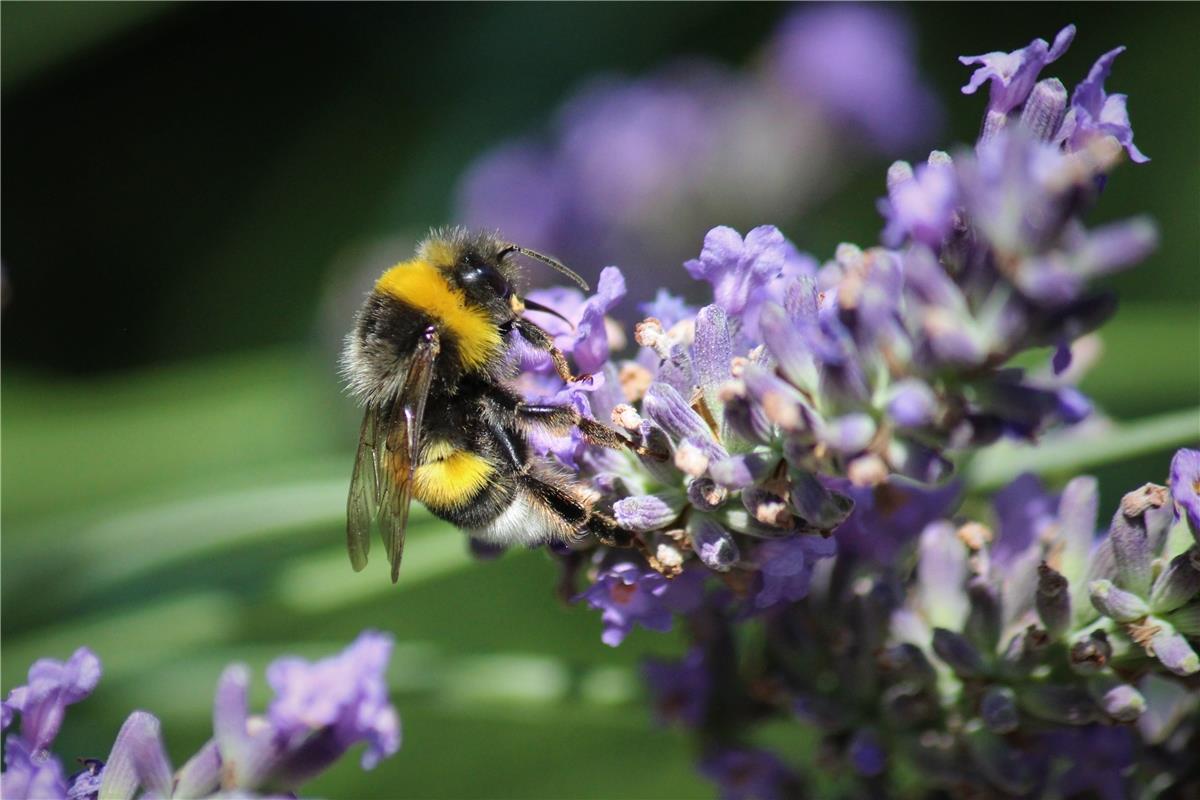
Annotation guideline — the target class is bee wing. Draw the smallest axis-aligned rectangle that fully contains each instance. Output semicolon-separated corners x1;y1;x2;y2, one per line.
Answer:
346;407;380;571
378;327;440;583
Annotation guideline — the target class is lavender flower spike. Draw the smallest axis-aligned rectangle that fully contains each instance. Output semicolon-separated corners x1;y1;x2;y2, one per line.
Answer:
960;25;1075;114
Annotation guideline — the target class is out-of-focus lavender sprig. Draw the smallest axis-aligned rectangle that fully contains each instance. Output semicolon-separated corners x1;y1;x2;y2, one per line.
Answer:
456;5;943;306
1;632;401;800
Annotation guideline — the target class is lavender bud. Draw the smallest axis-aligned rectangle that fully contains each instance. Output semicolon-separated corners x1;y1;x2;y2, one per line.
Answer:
1110;484;1167;596
979;108;1008;144
789;469;854;530
643;382;725;459
743;363;814;434
931;628;986;678
1149;548;1200;614
689;517;740;572
980;686;1019;734
965;578;1002;652
687;477;728;512
819;413;876;455
709;453;774;490
613;493;683;532
1018;78;1068;141
674;439;710;477
886;378;937;429
1149;628;1200;676
919;522;969;630
1087;675;1146;722
637;420;680;485
1018;685;1099;725
758;302;818;393
694;305;733;424
743;486;794;529
1089;579;1150;622
886;160;915;193
1069;630;1113;675
721;388;774;445
879;643;938;687
1036;562;1071;638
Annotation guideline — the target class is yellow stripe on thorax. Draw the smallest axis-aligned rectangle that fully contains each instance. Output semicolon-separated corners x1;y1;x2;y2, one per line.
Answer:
375;259;502;371
413;442;494;510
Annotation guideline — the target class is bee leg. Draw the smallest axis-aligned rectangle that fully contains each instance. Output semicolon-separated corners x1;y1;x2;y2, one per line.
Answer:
512;402;664;459
513;318;590;383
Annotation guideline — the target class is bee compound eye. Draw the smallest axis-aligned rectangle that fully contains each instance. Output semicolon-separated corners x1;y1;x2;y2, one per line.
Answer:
462;263;512;298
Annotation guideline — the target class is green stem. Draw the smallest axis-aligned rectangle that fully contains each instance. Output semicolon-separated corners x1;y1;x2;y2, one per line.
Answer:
965;407;1199;492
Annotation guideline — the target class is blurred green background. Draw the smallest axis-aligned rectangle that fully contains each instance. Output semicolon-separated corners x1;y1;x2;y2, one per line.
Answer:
2;4;1197;798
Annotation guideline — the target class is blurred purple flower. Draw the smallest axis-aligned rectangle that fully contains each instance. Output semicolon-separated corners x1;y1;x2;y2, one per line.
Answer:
1038;726;1133;800
699;748;796;800
960;25;1075;114
266;630;401;771
1060;47;1148;163
766;4;941;151
753;535;837;609
992;473;1058;569
831;478;960;564
640;289;696;329
643;648;710;727
2;646;101;751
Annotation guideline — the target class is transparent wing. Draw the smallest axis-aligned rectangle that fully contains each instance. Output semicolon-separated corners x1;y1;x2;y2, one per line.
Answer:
378;327;440;583
345;407;380;571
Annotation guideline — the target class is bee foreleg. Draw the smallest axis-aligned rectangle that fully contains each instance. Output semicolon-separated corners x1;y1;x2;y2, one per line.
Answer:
513;318;588;383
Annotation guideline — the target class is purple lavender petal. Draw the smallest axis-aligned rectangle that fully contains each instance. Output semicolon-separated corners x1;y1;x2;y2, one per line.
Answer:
831;478;959;564
2;735;68;800
639;289;696;329
577;562;676;646
753;535;836;609
98;712;172;800
887;378;937;429
4;646;101;751
879;157;958;248
1061;47;1148;163
642;648;710;728
173;740;222;800
266;630;401;771
698;747;796;800
992;473;1058;569
709;453;773;490
1169;448;1200;541
684;226;786;317
959;25;1075;115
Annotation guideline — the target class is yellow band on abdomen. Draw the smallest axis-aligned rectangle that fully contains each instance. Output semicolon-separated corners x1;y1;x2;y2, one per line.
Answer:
374;260;502;371
413;448;494;510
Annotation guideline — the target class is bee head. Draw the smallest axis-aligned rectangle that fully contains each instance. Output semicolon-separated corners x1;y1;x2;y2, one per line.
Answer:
418;228;587;320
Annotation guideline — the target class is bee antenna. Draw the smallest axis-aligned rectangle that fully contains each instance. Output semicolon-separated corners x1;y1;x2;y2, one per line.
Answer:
522;298;576;331
506;245;590;292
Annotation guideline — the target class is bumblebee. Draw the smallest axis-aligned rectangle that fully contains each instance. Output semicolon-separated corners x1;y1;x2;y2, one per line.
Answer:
341;228;640;582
